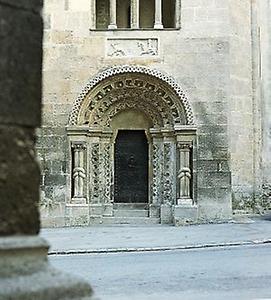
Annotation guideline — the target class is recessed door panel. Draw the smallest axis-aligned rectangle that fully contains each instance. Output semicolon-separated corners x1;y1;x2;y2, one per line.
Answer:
114;130;148;203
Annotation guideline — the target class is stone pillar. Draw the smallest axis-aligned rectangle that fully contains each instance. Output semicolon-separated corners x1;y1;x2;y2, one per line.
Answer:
90;0;96;29
101;131;114;217
72;143;86;204
0;1;93;298
108;0;117;29
154;0;163;29
175;0;181;28
149;129;163;218
177;142;192;205
131;0;140;29
160;130;176;224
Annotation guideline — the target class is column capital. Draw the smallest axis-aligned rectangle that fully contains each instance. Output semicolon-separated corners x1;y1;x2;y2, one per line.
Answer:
177;142;192;150
71;142;87;150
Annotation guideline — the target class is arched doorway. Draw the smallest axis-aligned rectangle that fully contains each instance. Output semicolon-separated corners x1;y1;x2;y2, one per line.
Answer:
67;65;197;224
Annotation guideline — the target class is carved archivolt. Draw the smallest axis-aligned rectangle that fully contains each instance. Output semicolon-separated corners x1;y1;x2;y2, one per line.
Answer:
69;65;194;127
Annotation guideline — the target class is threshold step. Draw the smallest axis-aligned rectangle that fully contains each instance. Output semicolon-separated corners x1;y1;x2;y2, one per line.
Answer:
113;209;149;218
99;217;160;225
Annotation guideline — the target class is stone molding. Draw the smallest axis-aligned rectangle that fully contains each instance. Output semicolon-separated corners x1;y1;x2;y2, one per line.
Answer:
68;65;194;126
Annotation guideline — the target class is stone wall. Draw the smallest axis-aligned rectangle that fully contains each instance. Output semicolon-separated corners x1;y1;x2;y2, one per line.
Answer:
39;0;266;226
228;0;255;210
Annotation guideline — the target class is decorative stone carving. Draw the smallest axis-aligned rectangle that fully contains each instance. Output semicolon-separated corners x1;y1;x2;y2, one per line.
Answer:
107;39;158;57
103;143;112;203
163;143;174;204
71;143;86;202
80;76;181;127
152;142;163;204
177;142;192;205
69;65;194;126
96;97;164;128
90;143;100;203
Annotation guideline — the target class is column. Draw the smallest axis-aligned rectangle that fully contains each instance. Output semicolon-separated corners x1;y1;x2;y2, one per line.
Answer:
131;0;140;29
90;0;96;29
0;1;93;298
72;143;86;203
108;0;117;29
177;142;192;205
149;129;163;218
101;131;114;217
154;0;163;29
175;0;181;28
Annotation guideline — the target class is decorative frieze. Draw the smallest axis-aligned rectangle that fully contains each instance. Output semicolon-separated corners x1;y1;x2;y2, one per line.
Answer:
107;39;158;58
69;65;194;126
81;76;180;128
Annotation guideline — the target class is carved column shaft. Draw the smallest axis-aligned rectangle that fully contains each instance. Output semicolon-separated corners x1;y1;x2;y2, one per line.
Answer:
163;142;175;204
177;143;192;203
152;141;163;205
108;0;117;29
72;144;86;201
90;143;101;204
131;0;140;29
154;0;163;29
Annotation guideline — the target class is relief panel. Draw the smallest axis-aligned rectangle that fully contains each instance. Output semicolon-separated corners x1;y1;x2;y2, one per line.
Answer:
106;38;159;58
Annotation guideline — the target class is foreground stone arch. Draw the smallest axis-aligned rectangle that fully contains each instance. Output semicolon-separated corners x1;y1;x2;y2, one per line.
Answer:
67;66;197;225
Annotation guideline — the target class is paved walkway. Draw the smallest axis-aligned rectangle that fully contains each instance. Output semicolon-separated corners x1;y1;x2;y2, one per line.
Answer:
41;215;271;255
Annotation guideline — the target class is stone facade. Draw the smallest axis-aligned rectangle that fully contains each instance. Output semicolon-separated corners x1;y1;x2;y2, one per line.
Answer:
39;0;271;227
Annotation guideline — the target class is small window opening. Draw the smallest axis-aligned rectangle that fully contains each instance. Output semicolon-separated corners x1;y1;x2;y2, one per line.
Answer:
140;0;155;28
96;0;110;29
117;0;131;28
162;0;175;28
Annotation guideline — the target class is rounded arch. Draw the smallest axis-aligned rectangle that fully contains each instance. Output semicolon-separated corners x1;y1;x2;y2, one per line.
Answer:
68;65;194;126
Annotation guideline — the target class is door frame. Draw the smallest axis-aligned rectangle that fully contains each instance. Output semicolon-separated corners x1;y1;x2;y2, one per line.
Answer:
112;128;151;206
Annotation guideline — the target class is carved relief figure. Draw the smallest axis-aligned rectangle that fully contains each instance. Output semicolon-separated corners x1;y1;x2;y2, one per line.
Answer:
138;39;158;56
72;143;86;199
108;43;126;57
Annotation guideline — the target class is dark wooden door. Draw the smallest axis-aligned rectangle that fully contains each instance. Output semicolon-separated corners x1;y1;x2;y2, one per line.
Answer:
114;130;148;203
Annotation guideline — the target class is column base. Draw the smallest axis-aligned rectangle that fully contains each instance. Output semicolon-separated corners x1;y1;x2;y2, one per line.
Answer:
149;204;160;218
160;204;173;224
0;236;95;300
71;197;87;205
103;203;113;217
65;204;89;226
108;24;117;29
177;197;193;206
154;23;164;29
173;204;198;226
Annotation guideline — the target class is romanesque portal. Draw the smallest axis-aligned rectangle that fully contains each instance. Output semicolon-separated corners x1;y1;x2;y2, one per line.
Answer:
67;66;197;224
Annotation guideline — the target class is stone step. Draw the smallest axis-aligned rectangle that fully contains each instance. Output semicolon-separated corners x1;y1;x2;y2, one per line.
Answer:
113;209;149;218
100;217;160;225
113;203;149;210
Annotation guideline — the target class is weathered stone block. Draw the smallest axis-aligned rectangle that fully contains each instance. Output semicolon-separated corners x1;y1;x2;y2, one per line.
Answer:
0;4;43;127
160;204;173;224
0;126;40;235
173;205;198;226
